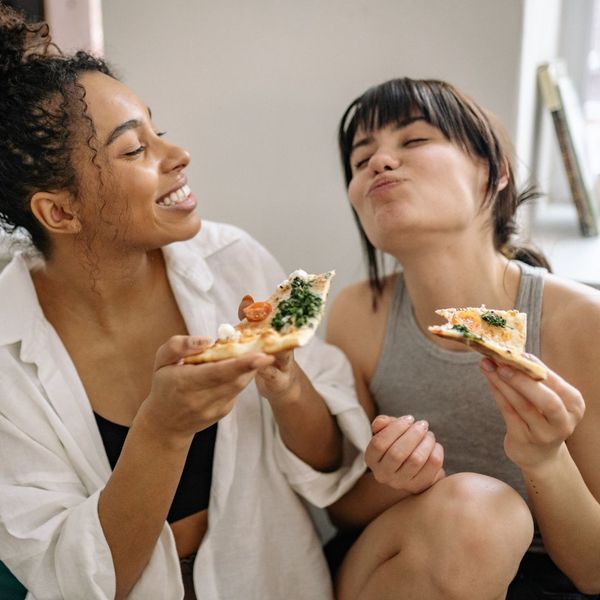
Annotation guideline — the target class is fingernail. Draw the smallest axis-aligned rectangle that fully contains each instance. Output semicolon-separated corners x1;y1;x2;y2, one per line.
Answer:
372;415;389;423
416;420;429;430
401;415;415;423
480;358;496;372
498;365;514;380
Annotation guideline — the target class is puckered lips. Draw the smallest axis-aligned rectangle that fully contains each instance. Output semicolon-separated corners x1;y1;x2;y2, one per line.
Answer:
155;183;196;210
367;174;405;197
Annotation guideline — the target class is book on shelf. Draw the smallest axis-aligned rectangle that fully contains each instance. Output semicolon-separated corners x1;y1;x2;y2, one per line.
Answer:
537;61;599;237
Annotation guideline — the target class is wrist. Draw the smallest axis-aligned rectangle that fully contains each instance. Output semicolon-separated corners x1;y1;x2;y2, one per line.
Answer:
132;406;194;454
520;443;571;482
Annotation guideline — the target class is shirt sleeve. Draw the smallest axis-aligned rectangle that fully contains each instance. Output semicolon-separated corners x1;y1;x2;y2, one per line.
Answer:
272;336;371;508
232;228;372;507
0;412;183;600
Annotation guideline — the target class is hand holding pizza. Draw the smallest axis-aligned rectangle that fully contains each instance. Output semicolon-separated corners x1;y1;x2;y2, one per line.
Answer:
365;414;445;494
137;335;274;443
237;295;304;404
480;355;586;473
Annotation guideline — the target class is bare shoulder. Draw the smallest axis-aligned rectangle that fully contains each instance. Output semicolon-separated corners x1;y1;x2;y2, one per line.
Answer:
327;274;398;379
543;276;600;497
541;274;600;390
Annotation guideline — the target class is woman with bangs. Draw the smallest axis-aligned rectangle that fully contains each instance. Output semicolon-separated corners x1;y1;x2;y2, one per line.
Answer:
326;78;600;599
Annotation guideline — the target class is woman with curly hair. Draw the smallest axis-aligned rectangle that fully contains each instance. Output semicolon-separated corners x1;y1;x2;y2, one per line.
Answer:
0;6;370;599
324;77;600;599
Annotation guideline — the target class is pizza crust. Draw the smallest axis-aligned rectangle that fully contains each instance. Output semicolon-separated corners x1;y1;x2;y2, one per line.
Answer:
184;271;334;364
428;306;548;381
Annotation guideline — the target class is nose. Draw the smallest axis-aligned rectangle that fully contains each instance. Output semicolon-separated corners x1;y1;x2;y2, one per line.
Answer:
161;139;191;173
368;149;400;173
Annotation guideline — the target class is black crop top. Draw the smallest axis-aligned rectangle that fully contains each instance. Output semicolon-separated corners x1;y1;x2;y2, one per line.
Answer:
94;412;217;523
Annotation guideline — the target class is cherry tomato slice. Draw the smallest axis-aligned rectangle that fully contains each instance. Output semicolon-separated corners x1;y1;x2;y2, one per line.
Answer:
243;301;273;322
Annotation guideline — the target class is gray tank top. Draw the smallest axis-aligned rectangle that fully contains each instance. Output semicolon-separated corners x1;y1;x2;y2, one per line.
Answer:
371;261;545;504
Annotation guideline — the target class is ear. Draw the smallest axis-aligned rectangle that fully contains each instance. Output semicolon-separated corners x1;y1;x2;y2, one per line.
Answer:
29;190;82;235
497;158;510;193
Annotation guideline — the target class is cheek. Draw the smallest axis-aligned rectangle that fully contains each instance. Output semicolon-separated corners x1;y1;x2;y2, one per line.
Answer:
347;177;364;211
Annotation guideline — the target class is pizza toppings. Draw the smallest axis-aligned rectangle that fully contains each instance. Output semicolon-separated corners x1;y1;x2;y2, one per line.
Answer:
242;301;273;322
184;269;335;364
428;305;548;380
217;323;241;342
271;276;323;332
481;310;507;328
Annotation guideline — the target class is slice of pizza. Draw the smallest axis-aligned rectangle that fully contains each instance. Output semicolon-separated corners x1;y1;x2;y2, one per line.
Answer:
428;306;548;380
184;269;335;363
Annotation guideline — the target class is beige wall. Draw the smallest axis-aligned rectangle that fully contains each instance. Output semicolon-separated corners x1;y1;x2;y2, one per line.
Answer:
100;0;536;297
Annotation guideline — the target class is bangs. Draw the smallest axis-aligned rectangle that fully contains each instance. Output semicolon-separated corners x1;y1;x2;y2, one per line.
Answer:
342;80;421;138
338;78;500;189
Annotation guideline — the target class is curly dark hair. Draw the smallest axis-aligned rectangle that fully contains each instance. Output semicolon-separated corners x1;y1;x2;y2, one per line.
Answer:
338;77;550;304
0;3;115;256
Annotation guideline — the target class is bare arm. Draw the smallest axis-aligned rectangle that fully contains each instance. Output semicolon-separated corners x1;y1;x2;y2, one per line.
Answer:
98;337;273;600
480;279;600;593
256;351;343;472
325;284;445;528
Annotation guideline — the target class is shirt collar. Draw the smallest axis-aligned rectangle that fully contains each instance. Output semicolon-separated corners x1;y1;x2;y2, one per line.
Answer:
0;253;45;347
0;223;231;347
162;236;215;294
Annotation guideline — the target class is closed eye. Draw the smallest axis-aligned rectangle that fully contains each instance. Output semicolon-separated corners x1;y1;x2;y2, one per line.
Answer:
353;156;371;170
124;145;145;157
404;138;428;146
123;131;166;157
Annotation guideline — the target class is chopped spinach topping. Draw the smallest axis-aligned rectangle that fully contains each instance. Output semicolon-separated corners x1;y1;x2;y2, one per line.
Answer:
481;311;507;328
451;323;479;340
271;277;322;331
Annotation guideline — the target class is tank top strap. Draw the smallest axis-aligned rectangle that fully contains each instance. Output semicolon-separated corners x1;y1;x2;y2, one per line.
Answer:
513;260;546;356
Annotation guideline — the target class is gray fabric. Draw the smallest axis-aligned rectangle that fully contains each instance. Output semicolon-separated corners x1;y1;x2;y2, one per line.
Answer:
370;261;546;546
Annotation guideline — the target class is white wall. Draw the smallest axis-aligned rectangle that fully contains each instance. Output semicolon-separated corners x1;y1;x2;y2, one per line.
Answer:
101;0;531;298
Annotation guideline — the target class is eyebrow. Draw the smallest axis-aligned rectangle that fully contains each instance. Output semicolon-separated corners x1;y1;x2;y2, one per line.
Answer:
104;107;153;146
350;116;425;155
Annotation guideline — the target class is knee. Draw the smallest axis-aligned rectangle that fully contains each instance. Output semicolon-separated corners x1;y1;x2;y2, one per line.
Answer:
427;473;533;597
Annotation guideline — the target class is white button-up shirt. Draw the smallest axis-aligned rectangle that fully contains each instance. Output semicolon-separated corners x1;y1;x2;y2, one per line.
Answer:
0;221;370;600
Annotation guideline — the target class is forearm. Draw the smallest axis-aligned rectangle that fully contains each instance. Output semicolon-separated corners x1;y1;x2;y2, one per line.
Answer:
269;368;343;472
523;444;600;593
98;413;192;600
327;471;410;529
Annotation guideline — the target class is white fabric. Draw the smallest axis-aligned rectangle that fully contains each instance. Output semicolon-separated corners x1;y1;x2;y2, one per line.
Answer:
0;221;371;600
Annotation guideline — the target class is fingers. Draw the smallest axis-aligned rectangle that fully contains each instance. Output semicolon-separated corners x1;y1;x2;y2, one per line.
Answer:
377;420;430;474
270;349;293;370
371;415;395;434
366;416;445;492
407;440;445;493
480;358;585;427
366;415;416;465
187;352;275;388
154;335;212;369
238;295;254;321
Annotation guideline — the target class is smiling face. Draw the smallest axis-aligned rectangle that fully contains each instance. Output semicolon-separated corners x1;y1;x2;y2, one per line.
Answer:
347;118;492;255
70;72;201;253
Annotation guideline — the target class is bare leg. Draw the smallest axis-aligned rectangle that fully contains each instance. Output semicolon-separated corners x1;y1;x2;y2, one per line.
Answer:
336;473;533;600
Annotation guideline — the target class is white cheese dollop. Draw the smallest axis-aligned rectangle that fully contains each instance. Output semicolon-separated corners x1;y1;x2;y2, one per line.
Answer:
217;323;241;342
288;269;308;280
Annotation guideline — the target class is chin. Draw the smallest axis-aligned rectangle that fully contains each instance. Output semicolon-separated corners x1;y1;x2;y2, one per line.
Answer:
163;214;202;244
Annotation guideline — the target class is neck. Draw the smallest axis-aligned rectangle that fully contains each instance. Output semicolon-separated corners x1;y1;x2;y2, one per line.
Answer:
392;233;521;333
31;241;166;329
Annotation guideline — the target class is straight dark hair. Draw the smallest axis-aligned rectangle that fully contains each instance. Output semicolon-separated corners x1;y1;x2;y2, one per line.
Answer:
338;77;550;304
